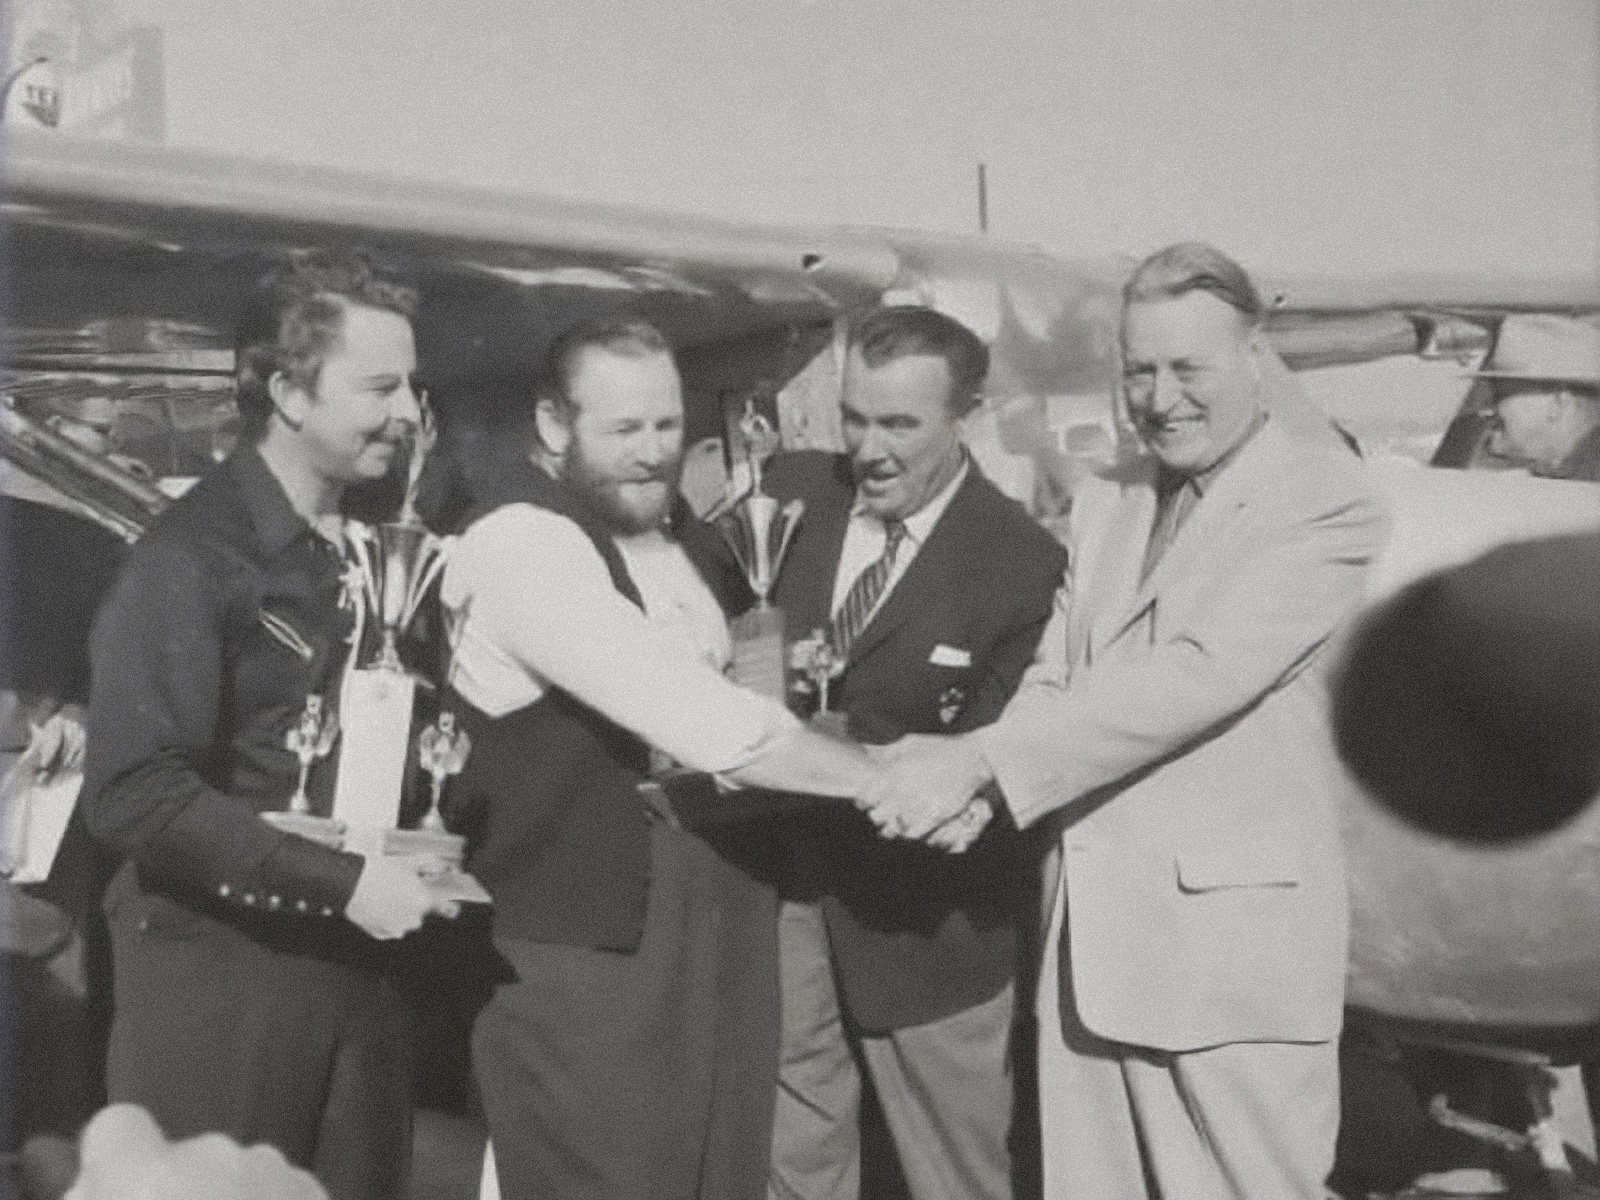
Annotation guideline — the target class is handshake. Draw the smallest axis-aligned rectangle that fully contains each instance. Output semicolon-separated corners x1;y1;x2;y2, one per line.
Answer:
857;732;1000;854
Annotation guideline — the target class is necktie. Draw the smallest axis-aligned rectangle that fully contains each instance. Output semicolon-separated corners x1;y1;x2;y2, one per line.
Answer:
1140;477;1199;584
831;520;906;657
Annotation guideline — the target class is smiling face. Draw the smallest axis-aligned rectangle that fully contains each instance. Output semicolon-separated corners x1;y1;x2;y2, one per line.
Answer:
279;301;422;485
549;345;685;534
1120;290;1264;475
841;349;966;522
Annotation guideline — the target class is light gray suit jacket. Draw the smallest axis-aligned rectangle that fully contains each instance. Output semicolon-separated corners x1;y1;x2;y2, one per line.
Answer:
981;418;1389;1052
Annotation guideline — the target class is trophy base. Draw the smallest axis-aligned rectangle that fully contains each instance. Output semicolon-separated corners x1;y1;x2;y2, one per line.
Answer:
384;826;466;865
809;710;851;740
383;827;493;905
260;811;347;850
729;605;787;702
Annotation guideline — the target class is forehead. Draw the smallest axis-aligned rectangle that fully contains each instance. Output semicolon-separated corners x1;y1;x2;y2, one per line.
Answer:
321;302;416;371
1120;291;1250;359
843;350;955;419
567;346;683;420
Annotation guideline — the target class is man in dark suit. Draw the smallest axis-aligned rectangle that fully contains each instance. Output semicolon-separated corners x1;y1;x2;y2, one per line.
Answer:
763;306;1066;1200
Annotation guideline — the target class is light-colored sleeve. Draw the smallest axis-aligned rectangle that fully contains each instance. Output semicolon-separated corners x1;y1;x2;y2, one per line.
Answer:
977;485;1388;829
447;505;802;774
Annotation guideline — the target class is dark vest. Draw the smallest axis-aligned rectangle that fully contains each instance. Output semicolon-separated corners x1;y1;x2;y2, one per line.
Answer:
448;460;750;950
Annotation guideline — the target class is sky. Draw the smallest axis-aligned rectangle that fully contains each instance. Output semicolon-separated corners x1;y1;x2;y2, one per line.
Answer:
98;0;1600;281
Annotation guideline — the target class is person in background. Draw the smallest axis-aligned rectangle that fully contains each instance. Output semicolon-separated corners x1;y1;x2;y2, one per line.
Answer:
82;249;457;1200
1477;313;1600;481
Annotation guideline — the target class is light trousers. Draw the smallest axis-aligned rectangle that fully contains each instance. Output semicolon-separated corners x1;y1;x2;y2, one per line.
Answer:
1035;861;1340;1200
768;899;1013;1200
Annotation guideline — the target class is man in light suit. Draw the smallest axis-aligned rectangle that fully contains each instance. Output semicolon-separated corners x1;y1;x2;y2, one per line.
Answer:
762;306;1065;1200
866;244;1389;1199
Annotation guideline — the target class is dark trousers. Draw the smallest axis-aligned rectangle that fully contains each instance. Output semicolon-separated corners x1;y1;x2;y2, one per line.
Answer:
105;883;412;1200
475;821;780;1200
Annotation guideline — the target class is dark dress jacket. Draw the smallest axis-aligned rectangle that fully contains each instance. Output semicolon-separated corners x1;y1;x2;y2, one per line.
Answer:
449;459;754;950
764;450;1066;1033
83;449;374;957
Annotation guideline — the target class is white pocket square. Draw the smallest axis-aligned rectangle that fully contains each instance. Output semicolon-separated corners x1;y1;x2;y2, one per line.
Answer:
929;644;971;668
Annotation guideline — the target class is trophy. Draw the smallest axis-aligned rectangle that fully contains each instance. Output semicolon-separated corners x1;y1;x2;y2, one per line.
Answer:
789;629;849;738
261;694;347;848
386;708;490;905
716;398;805;701
329;404;457;854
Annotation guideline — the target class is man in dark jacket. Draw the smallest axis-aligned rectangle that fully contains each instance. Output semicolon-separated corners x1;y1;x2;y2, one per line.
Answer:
763;306;1066;1200
82;250;454;1200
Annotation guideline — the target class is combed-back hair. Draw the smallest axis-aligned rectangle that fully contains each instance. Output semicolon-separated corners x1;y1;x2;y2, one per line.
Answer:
234;248;419;441
1122;242;1264;325
849;305;990;418
537;315;673;415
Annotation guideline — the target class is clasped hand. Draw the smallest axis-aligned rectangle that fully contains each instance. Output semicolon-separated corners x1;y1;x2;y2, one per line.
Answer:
860;733;997;853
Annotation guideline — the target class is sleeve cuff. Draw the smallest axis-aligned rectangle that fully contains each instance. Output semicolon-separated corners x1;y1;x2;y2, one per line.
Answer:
974;720;1062;832
252;836;365;915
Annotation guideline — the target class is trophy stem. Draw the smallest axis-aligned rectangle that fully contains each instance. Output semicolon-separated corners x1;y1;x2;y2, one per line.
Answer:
289;762;312;815
818;675;830;713
421;776;446;832
375;628;404;673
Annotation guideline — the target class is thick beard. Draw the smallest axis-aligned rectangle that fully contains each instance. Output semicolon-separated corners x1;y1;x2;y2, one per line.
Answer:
562;441;683;535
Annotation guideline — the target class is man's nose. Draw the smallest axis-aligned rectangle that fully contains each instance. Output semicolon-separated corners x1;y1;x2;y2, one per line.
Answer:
854;424;888;463
1149;368;1183;414
390;382;423;427
635;426;675;467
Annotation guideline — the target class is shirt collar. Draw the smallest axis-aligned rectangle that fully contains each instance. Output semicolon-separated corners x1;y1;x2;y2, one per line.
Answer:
226;446;323;557
851;451;969;547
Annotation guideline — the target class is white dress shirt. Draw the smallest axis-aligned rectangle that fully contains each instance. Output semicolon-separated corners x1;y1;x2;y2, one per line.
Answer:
440;503;801;775
830;456;969;620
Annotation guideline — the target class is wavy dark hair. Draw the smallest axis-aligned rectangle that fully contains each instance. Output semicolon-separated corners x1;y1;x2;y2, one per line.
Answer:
234;248;419;442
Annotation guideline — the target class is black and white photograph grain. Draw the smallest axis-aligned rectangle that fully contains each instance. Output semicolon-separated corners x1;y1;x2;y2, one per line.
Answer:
2;2;1598;1198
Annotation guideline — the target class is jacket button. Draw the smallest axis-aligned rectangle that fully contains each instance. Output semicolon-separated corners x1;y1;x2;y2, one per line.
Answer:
137;917;150;932
321;906;334;918
296;899;309;914
243;893;256;906
217;883;231;898
267;895;282;911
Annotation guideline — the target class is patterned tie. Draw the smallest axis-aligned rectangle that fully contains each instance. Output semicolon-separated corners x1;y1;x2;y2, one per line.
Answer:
831;520;907;657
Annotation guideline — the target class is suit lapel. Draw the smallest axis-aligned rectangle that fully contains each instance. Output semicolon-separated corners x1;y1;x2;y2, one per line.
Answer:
1077;464;1158;659
846;468;987;668
1100;422;1285;647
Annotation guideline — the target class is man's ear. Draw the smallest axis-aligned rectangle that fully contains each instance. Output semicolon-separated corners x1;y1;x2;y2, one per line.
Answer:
534;396;572;458
267;371;313;432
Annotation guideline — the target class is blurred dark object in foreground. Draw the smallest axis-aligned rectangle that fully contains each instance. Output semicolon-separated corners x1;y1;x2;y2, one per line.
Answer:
1334;533;1600;843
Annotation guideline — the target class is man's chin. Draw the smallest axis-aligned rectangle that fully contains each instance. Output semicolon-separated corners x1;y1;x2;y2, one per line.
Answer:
594;487;672;535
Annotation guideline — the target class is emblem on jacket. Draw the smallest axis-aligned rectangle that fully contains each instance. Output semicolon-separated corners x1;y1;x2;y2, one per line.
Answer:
938;685;967;726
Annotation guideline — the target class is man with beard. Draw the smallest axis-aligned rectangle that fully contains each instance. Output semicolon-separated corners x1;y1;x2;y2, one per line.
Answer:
83;249;455;1200
439;316;884;1200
